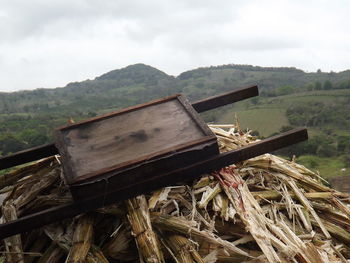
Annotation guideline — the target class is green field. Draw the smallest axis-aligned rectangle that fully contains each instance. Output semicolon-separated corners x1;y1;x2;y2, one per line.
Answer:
213;89;350;180
297;155;350;179
216;89;350;136
218;108;289;137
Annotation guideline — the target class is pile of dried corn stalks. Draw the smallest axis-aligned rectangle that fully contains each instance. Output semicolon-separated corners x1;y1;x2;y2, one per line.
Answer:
1;124;350;263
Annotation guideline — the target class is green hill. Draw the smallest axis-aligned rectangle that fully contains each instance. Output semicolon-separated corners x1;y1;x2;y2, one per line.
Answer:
1;63;350;178
216;89;350;178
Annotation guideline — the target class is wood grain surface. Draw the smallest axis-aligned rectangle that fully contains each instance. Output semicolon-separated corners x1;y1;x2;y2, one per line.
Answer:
55;96;218;184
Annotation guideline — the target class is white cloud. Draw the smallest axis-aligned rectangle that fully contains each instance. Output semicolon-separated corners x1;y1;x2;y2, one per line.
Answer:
0;0;350;91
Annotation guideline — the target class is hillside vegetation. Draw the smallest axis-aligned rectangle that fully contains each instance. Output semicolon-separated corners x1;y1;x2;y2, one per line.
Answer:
1;63;350;178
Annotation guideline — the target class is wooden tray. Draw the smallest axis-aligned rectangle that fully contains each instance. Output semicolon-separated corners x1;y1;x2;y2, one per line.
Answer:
55;94;219;199
0;85;259;171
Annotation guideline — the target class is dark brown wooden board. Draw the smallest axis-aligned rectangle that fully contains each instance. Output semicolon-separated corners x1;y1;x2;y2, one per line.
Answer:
192;85;258;112
0;127;308;240
0;143;57;170
0;85;258;171
55;94;219;199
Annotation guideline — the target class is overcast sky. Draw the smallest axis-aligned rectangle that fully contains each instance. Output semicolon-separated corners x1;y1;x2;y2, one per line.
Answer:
1;0;350;92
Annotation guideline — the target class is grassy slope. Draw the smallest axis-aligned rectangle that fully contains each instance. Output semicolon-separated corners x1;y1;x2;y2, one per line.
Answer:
220;108;289;137
297;155;350;179
218;89;350;136
216;89;350;179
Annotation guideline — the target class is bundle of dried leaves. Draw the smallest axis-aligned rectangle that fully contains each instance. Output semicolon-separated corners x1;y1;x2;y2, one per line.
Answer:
1;124;350;263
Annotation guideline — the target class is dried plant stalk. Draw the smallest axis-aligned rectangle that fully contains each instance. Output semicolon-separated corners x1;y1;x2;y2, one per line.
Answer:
126;195;165;263
2;202;24;263
66;215;94;263
102;223;138;261
151;213;251;258
12;167;60;213
37;243;65;263
0;157;56;190
198;183;221;209
216;169;287;263
86;245;109;263
163;234;205;263
286;178;330;239
310;217;350;245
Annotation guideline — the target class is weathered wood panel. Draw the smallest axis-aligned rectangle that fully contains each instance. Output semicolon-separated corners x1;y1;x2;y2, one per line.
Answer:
55;95;218;187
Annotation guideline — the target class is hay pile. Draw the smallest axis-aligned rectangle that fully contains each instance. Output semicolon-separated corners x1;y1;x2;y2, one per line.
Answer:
1;124;350;263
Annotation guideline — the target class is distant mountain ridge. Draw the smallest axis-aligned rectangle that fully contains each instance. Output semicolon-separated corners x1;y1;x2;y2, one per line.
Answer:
1;62;350;157
1;63;349;180
2;63;350;94
96;64;172;81
1;62;350;120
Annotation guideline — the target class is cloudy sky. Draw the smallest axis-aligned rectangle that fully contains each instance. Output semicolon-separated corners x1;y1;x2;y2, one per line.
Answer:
1;0;350;92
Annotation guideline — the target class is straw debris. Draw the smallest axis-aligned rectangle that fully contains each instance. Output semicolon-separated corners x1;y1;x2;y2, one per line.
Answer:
1;123;350;262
